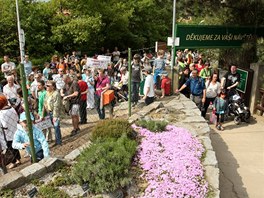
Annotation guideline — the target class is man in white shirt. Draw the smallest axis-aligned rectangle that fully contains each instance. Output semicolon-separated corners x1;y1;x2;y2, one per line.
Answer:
52;68;65;91
1;56;16;78
3;76;21;108
143;66;155;105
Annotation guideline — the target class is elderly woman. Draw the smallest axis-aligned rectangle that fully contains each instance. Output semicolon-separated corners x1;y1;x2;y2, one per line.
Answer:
3;75;21;109
43;80;62;146
0;95;20;169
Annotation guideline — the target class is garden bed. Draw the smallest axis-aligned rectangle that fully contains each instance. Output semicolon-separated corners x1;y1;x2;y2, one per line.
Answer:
5;118;212;198
132;123;208;198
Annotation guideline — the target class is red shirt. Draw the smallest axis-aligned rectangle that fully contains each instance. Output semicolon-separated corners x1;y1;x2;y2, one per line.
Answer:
195;64;204;74
161;77;171;96
78;80;88;101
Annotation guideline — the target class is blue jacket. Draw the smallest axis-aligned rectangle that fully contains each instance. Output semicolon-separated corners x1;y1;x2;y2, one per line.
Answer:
185;76;205;96
12;124;50;158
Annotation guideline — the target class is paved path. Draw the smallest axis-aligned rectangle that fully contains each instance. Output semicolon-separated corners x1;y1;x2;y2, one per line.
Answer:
210;114;264;198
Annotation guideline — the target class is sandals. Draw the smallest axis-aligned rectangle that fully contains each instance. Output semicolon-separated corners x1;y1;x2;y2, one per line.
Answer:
15;160;21;165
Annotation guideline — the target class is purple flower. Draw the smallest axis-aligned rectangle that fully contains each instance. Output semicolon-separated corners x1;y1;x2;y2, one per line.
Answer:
133;125;208;198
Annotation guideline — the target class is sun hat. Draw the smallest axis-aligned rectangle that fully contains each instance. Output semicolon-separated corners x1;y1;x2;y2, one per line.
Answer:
19;112;34;122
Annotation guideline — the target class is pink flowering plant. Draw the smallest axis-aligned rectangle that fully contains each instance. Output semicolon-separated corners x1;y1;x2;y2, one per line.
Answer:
132;124;208;198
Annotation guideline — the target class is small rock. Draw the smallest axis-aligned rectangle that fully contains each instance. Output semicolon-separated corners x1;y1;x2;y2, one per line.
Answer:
39;157;65;172
0;171;25;190
20;163;47;181
205;166;219;190
64;149;81;161
203;150;218;167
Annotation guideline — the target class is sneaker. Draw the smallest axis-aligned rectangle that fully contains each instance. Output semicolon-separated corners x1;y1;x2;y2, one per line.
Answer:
220;126;224;131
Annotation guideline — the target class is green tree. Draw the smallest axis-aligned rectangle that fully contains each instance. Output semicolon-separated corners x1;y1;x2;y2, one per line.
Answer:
0;0;19;57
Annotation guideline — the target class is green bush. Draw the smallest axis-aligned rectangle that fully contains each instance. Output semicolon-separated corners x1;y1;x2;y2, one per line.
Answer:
136;120;168;132
38;185;70;198
0;189;14;198
72;134;137;194
91;119;135;141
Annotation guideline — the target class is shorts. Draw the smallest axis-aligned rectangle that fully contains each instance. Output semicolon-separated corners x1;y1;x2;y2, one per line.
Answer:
69;104;80;116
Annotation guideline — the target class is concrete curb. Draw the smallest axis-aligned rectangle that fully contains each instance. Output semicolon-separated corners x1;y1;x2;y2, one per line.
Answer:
0;140;91;191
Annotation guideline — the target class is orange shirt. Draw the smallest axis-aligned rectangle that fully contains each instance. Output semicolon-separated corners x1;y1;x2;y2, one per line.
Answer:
57;63;66;71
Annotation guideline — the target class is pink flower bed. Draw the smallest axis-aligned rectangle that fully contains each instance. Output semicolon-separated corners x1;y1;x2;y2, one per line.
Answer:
133;124;208;198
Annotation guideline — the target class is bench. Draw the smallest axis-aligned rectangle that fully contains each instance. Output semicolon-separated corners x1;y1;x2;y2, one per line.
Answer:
256;88;264;116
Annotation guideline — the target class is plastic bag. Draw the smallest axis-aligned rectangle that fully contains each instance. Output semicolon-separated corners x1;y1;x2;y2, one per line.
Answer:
210;111;217;124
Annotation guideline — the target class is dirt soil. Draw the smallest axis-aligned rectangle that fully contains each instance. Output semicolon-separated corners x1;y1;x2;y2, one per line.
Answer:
10;122;94;172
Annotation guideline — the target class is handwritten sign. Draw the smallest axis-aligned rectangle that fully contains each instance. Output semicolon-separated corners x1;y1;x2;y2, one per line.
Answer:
97;55;111;62
86;58;110;69
35;116;53;131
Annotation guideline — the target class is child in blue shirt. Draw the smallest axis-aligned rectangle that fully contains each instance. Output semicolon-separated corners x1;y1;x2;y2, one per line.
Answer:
213;91;228;131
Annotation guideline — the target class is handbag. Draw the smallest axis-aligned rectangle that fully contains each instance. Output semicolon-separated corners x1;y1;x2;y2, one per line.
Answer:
0;125;16;167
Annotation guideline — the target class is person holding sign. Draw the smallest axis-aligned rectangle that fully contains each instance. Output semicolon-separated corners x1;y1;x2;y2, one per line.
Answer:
12;112;50;162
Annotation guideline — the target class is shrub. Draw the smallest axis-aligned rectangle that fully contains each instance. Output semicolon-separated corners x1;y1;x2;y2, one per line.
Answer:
0;189;14;198
91;119;135;141
136;120;168;132
49;166;75;187
38;185;70;198
72;134;137;194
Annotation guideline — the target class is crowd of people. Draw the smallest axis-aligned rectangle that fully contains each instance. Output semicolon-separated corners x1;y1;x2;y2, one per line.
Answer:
175;49;241;131
0;47;241;171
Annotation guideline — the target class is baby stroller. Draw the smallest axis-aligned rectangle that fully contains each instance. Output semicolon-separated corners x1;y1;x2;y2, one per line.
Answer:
227;94;251;125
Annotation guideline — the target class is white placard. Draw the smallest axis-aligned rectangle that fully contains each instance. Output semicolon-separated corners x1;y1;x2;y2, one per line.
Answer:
167;37;180;46
86;58;109;69
97;55;112;62
35;116;53;131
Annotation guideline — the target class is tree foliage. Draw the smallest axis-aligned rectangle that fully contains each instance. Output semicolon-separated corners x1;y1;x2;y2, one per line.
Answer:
0;0;264;66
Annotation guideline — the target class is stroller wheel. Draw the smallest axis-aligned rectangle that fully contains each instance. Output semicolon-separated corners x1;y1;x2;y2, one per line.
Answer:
224;114;229;121
234;116;241;125
244;110;251;123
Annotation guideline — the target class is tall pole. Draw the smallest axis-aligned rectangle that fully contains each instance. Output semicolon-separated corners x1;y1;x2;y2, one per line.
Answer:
171;0;177;92
15;0;36;163
128;48;132;117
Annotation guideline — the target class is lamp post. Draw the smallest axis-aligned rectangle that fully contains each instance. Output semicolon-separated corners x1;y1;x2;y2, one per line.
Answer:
15;0;36;163
171;0;178;92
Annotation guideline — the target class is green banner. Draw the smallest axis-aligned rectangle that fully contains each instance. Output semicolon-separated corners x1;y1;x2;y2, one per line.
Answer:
236;68;248;93
176;25;264;49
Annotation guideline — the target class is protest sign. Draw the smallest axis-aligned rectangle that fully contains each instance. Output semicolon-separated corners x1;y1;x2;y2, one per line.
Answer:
35;116;53;131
